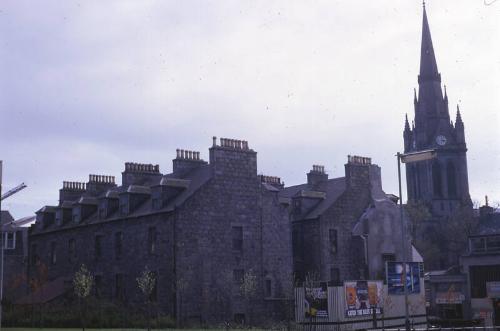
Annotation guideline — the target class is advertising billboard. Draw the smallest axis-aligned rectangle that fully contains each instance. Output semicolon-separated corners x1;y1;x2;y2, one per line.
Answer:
386;262;422;295
344;280;383;317
304;282;328;318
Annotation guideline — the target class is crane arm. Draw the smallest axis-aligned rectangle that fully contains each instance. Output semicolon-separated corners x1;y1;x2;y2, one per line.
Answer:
0;183;27;201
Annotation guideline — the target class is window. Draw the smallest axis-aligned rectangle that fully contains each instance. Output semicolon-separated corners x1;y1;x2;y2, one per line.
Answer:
4;232;16;250
233;269;244;284
68;239;76;262
330;268;340;286
50;242;57;265
265;279;272;297
94;275;102;298
115;273;125;300
31;244;38;265
152;198;161;210
99;201;107;219
148;227;157;255
432;161;443;197
234;313;246;324
232;226;243;251
471;237;486;253
486;236;500;252
150;271;158;302
95;235;103;260
470;265;500;298
115;232;123;260
447;162;457;198
329;229;338;254
119;195;128;216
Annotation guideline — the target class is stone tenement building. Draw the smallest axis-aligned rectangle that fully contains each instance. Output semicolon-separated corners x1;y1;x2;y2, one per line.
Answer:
280;156;415;284
29;137;293;325
26;136;415;325
2;211;30;303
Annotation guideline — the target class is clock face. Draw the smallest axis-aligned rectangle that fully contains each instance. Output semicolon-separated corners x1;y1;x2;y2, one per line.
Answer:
436;135;447;146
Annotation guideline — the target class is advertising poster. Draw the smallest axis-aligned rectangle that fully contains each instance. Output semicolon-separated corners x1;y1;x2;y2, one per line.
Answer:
304;282;328;318
344;280;383;317
387;262;422;295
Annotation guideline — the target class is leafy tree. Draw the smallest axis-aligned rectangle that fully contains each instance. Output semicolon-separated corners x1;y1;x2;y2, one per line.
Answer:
73;264;94;331
136;266;157;331
404;200;431;240
441;204;476;265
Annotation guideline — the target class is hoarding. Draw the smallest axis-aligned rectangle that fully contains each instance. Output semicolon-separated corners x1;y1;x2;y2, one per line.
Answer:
387;262;422;295
344;280;383;317
304;282;328;318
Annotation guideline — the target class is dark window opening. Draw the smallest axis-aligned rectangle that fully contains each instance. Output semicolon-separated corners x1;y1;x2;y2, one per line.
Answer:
233;269;244;284
152;198;161;210
151;271;158;302
148;227;157;255
265;279;272;297
115;273;125;301
115;232;123;260
329;229;338;254
4;232;16;249
95;235;103;260
447;162;457;198
330;268;340;286
30;244;38;265
94;275;102;298
50;242;57;265
433;161;443;197
232;226;243;251
470;265;500;298
234;313;245;324
68;239;76;263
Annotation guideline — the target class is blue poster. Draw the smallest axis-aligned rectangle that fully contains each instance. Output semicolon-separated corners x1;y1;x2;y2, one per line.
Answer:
386;262;422;295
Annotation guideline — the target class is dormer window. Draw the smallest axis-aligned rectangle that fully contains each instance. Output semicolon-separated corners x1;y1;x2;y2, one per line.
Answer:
4;232;16;250
119;195;129;216
99;199;109;219
55;210;63;226
72;206;81;223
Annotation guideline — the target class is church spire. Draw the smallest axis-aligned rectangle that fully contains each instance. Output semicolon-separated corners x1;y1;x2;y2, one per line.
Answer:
456;105;463;126
419;4;440;83
404;113;411;131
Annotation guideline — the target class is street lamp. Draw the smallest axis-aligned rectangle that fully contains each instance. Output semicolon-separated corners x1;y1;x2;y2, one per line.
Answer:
396;149;436;331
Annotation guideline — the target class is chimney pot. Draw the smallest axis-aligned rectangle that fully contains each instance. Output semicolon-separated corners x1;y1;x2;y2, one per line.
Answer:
213;136;217;147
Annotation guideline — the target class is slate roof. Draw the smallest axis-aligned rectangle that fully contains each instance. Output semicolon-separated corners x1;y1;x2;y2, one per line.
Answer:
32;163;214;234
280;177;346;220
1;210;15;225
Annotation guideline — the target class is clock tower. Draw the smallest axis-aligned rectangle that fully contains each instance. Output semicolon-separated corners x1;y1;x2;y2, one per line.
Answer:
403;4;471;217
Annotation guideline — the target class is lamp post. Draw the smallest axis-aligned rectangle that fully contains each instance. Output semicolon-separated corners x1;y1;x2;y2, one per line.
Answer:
396;149;436;331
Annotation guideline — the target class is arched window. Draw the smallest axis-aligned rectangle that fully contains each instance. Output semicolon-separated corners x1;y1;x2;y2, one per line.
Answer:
432;161;443;197
447;161;457;198
412;164;419;199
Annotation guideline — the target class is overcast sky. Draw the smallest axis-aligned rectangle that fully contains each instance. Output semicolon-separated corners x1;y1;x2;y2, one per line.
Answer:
1;0;499;218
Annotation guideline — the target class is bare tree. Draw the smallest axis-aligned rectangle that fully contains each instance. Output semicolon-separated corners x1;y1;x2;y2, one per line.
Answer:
73;264;94;331
136;266;156;331
240;269;258;326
